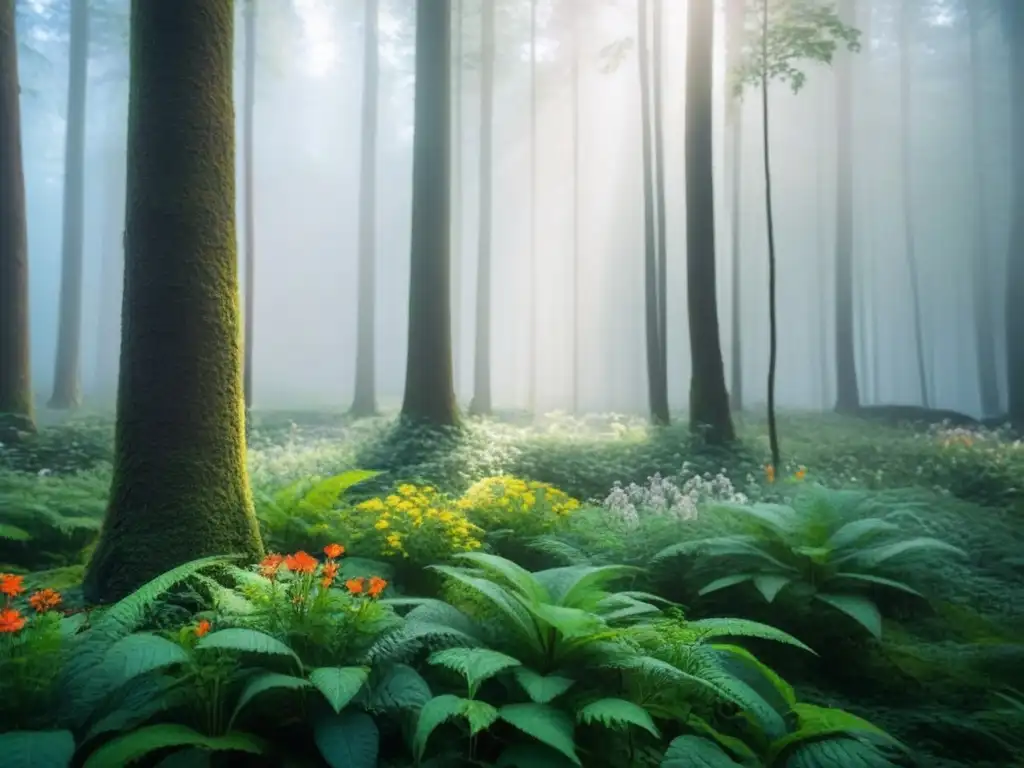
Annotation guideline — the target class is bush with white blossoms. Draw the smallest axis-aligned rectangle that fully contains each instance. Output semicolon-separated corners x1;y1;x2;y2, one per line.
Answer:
602;463;749;529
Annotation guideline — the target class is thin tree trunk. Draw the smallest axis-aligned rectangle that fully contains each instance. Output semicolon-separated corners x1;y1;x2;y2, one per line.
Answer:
49;0;89;410
571;10;581;414
967;5;1000;416
242;0;256;413
637;0;669;425
468;0;494;416
528;0;537;413
1005;4;1024;425
452;0;464;401
652;0;668;389
834;0;859;413
0;0;34;434
686;0;735;444
351;0;380;417
402;0;458;426
815;82;829;408
726;0;745;413
898;2;929;408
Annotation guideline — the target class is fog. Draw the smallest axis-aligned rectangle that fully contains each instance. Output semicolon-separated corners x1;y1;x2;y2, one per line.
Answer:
15;0;1012;417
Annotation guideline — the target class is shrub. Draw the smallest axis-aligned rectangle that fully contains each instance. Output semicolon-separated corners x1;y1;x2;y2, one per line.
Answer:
457;474;580;537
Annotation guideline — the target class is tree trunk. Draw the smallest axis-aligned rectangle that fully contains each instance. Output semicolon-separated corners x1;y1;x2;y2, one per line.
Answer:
686;0;735;444
898;2;929;408
452;0;463;402
528;0;538;413
351;0;380;417
49;0;89;410
242;0;256;413
652;0;668;394
0;0;34;435
833;0;859;413
83;0;264;604
401;0;459;426
726;0;744;413
966;5;1000;417
1005;5;1024;425
468;0;494;417
571;10;581;414
637;0;669;425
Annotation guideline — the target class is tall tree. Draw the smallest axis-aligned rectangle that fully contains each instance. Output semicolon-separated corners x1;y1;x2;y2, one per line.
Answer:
351;0;380;417
83;0;264;603
897;0;929;407
570;5;581;413
469;0;495;416
686;0;735;443
527;0;538;413
242;0;256;413
0;0;34;435
1002;0;1024;424
637;0;670;425
726;0;745;413
452;0;464;401
401;0;459;426
652;0;668;395
49;0;90;410
966;2;1000;416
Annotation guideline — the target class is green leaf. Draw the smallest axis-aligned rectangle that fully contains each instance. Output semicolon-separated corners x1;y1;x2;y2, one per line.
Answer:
300;470;382;511
853;537;966;567
313;710;379;768
813;593;882;638
310;666;370;713
414;695;473;761
463;699;500;735
518;600;604;640
767;703;904;763
784;737;903;768
753;574;794;603
660;735;743;767
196;627;301;666
154;750;211;768
428;647;521;697
82;725;265;768
577;698;660;737
230;672;312;726
0;730;76;768
453;552;548;602
831;572;924;598
688;618;815;653
499;703;581;765
367;663;432;712
0;523;32;540
100;633;190;685
512;667;575;703
697;574;757;596
825;518;900;550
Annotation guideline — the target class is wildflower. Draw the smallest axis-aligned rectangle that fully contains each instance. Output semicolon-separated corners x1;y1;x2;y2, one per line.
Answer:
284;551;318;574
765;464;776;484
323;543;345;559
367;576;388;599
259;553;284;578
0;573;25;598
794;467;807;481
374;519;390;530
28;588;62;613
194;619;212;638
0;608;26;633
321;561;340;588
345;577;365;596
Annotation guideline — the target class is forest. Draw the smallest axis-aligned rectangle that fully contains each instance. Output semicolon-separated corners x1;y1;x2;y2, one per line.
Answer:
0;0;1022;766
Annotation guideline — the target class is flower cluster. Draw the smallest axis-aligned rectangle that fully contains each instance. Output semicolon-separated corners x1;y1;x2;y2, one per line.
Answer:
603;466;750;529
351;484;483;562
457;475;580;536
0;573;62;634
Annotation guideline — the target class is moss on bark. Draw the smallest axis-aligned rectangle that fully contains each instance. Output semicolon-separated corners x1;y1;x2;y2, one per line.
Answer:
83;0;263;604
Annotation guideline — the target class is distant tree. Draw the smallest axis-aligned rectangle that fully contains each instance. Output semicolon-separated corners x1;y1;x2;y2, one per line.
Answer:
686;0;735;444
401;0;459;427
570;2;582;414
242;0;256;414
49;0;90;410
529;0;540;414
351;0;380;417
726;0;746;413
652;0;668;408
84;0;264;603
0;0;34;436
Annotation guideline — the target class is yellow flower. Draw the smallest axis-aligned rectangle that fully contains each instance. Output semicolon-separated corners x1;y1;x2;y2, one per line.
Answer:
374;518;390;530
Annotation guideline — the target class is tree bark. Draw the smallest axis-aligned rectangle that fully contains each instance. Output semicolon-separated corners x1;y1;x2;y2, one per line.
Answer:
401;0;459;426
242;0;256;414
351;0;380;417
49;0;89;410
452;0;464;402
83;0;264;604
686;0;735;444
0;0;34;435
652;0;668;393
726;0;744;414
468;0;494;417
1005;3;1024;425
833;0;860;413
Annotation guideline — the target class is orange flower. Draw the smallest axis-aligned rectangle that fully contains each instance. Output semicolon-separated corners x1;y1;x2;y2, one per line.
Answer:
194;619;212;638
285;551;318;574
0;608;26;633
367;576;388;599
765;464;776;484
793;467;807;481
320;562;340;588
323;543;345;559
28;588;62;613
259;553;285;579
345;577;365;596
0;573;25;598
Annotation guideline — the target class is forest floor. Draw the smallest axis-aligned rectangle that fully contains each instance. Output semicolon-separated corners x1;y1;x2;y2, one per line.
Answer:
1;408;1022;766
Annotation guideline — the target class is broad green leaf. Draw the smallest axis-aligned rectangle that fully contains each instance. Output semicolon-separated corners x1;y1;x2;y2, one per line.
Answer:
512;667;575;703
310;666;370;713
785;737;903;768
697;574;756;596
577;698;660;737
767;703;904;763
196;628;301;666
414;695;472;761
0;730;75;768
499;703;581;765
300;470;382;511
660;734;743;767
461;699;500;735
825;518;900;550
428;647;521;697
100;633;190;685
367;663;432;712
813;593;882;638
537;564;641;608
854;538;966;567
517;599;604;641
831;572;924;598
753;574;794;603
684;716;761;762
453;552;547;602
313;710;379;768
710;644;796;708
230;672;311;727
82;725;265;768
689;618;815;653
0;523;31;540
730;503;798;534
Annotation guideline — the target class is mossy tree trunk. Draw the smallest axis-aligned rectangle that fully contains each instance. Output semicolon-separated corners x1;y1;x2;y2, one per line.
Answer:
0;0;34;435
401;0;459;427
49;0;89;410
84;0;264;604
351;0;380;417
242;0;256;414
686;0;734;445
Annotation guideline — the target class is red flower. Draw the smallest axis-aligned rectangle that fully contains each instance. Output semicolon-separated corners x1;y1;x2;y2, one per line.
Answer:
28;588;62;613
0;608;26;633
284;551;318;574
323;543;345;560
194;619;212;638
0;574;25;598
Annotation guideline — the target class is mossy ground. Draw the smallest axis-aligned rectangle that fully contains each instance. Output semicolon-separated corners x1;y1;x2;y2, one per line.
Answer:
1;407;1022;765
